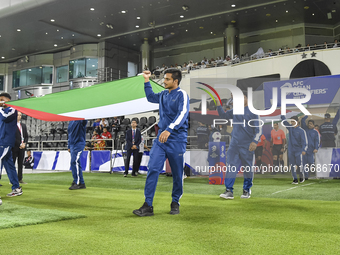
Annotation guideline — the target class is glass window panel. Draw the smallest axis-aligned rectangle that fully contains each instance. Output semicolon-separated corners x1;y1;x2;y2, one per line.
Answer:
42;66;53;84
56;65;68;83
26;67;42;86
13;71;20;88
86;58;98;77
69;58;85;79
0;75;4;90
19;69;27;87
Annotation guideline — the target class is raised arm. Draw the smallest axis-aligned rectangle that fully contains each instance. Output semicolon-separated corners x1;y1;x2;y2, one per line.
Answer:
301;115;308;130
143;70;161;103
281;115;291;127
332;108;340;126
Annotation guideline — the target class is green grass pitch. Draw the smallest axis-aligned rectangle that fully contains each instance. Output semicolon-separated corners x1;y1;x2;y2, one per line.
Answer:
0;172;340;255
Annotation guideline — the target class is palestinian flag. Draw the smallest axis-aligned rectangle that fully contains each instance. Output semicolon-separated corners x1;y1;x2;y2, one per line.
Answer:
7;76;164;121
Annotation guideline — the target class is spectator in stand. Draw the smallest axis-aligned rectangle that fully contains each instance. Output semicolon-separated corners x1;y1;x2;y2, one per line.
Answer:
314;125;320;134
12;111;28;184
124;120;141;177
187;60;194;69
111;116;121;137
91;130;105;150
196;122;209;149
301;116;320;180
175;63;181;69
324;41;328;49
305;44;311;51
255;134;267;171
100;118;109;130
93;119;101;133
101;127;112;149
334;39;339;48
181;62;188;72
23;150;34;169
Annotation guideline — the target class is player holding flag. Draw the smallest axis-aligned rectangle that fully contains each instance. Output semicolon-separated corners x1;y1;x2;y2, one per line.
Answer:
133;69;189;216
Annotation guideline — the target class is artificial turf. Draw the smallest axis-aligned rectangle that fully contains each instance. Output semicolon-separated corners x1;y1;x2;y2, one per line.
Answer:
0;172;339;255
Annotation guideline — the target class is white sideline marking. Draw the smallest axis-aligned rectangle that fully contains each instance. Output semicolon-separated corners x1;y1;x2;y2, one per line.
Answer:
270;183;315;195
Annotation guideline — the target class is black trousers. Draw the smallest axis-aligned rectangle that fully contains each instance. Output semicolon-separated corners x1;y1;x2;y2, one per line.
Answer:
124;149;139;175
12;148;25;181
136;152;143;171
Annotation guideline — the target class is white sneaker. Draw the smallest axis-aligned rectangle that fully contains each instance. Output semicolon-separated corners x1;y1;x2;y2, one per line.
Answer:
7;187;23;197
0;197;2;205
220;190;234;199
240;189;251;199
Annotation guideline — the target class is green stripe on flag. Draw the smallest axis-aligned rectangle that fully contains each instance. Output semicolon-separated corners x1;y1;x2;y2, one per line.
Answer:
8;76;164;115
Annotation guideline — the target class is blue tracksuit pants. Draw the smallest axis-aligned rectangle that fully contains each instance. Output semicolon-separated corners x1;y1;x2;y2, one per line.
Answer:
144;139;186;207
302;152;314;179
225;143;254;193
0;146;20;190
70;145;85;185
288;150;304;180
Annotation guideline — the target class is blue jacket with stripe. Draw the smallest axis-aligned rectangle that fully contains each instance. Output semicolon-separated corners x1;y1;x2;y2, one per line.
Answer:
68;120;87;149
0;106;18;147
281;115;307;155
301;115;320;153
217;105;262;147
144;81;189;142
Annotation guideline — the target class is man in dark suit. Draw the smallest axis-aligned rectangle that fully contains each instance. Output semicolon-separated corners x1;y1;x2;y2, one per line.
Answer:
124;120;141;177
12;111;29;184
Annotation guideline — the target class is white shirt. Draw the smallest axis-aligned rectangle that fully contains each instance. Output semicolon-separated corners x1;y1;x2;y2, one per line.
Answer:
17;122;24;143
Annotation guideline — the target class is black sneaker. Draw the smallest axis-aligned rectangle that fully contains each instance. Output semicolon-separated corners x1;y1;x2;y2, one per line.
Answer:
299;178;305;183
133;202;154;217
124;174;127;177
78;183;86;189
305;178;308;181
170;202;180;215
292;179;298;185
69;183;86;190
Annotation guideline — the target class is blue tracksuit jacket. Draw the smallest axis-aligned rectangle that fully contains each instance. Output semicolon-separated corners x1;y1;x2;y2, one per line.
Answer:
0;107;18;147
68;120;87;149
144;81;189;141
217;106;262;146
281;115;307;155
301;116;320;153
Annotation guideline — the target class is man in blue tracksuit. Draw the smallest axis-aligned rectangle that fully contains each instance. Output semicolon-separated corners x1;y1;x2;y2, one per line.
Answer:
68;120;87;190
281;115;307;184
0;92;23;203
216;94;262;199
133;68;189;216
301;115;320;180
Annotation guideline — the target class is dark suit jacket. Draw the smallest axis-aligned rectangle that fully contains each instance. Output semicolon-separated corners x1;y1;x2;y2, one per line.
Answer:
125;128;141;150
14;122;29;150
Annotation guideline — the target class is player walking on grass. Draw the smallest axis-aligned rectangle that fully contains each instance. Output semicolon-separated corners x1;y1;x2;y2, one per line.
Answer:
281;115;307;184
0;92;23;205
216;93;262;200
133;68;189;216
68;120;87;190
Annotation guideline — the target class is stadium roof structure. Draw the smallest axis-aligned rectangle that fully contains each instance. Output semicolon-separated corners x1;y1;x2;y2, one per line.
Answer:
0;0;339;63
6;75;164;121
